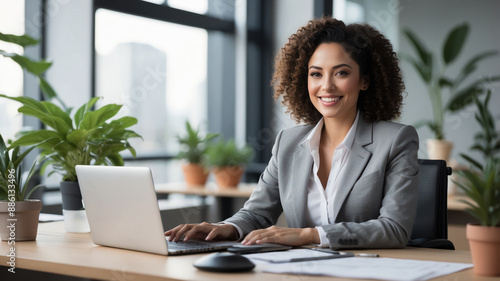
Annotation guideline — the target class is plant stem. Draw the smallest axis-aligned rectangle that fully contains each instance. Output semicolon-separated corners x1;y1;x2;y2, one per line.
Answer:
427;82;444;139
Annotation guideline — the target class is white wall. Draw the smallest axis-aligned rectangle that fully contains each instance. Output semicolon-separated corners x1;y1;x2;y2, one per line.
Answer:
272;0;314;49
398;0;500;164
45;0;93;109
271;0;314;131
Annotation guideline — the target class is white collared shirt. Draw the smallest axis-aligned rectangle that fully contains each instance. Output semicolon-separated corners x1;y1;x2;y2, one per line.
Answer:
226;112;360;245
303;111;359;247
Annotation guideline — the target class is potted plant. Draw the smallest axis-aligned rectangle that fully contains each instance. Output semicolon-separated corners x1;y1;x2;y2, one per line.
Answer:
0;95;142;232
454;92;500;276
205;139;253;188
0;134;44;241
0;32;142;232
402;23;500;163
176;121;218;187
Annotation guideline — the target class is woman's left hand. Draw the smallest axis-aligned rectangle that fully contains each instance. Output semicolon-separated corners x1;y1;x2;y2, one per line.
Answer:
241;226;320;246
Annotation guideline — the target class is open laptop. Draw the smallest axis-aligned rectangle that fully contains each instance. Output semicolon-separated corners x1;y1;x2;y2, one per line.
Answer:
76;165;240;255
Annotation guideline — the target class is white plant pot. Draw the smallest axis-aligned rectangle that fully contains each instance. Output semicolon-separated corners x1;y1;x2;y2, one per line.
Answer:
426;139;453;164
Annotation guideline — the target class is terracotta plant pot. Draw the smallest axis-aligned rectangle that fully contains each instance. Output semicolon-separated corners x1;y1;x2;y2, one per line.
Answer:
182;163;209;187
0;199;42;241
466;223;500;276
426;139;453;164
212;166;243;188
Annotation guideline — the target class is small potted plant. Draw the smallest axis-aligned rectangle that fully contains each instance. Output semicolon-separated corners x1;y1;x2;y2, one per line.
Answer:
454;92;500;276
0;134;44;241
402;23;500;163
176;121;218;187
205;139;253;188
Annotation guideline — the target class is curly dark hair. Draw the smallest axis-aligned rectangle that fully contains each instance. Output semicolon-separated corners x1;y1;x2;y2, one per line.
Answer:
272;17;404;124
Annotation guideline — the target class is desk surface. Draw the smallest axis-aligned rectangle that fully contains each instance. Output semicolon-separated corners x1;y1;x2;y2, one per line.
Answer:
1;222;499;281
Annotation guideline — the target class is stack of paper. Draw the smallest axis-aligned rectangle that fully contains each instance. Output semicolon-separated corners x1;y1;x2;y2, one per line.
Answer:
244;249;472;281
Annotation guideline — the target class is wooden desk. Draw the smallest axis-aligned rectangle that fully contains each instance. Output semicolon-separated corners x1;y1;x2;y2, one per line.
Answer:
1;222;499;281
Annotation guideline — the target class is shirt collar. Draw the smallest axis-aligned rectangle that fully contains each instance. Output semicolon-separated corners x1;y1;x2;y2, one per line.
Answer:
302;111;360;152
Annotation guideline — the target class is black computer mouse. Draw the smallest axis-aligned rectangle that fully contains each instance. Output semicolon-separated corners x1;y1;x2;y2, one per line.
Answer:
193;252;255;272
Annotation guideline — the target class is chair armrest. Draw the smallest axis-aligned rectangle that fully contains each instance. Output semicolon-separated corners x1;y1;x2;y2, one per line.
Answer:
408;238;455;250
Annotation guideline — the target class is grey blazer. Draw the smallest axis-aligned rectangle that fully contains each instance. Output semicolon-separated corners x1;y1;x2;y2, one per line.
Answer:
225;116;419;249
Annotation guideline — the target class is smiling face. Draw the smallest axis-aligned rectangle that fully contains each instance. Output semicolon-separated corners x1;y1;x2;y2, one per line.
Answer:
308;43;368;123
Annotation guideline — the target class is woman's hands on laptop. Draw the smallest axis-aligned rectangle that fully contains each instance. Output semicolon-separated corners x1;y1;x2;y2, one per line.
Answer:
241;226;320;246
166;223;320;246
165;222;238;242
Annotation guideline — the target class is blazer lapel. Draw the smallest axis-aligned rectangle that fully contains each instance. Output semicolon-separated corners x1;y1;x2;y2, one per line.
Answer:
332;117;373;220
289;140;313;227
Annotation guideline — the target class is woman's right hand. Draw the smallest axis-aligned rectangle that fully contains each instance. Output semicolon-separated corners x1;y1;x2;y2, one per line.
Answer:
165;222;238;242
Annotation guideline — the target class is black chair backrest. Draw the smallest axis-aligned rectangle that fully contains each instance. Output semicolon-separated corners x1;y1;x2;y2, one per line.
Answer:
409;159;454;249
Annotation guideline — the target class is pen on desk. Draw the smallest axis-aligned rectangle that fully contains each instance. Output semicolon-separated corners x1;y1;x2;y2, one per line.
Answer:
356;253;379;257
309;248;340;254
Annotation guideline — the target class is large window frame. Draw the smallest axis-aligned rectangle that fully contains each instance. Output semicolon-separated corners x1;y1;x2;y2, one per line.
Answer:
92;0;274;181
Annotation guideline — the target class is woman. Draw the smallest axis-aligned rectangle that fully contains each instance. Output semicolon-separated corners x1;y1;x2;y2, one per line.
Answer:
166;17;419;249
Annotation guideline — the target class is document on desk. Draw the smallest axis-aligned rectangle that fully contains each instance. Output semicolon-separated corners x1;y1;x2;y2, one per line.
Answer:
244;249;352;263
246;250;473;281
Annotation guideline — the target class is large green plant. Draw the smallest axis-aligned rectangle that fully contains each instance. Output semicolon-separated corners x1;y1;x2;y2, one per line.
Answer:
455;91;500;227
455;158;500;227
0;134;43;201
459;91;500;169
176;121;218;164
0;95;142;182
0;32;142;182
402;23;500;140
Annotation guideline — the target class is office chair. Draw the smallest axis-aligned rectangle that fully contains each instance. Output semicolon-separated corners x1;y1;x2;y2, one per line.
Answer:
407;159;455;250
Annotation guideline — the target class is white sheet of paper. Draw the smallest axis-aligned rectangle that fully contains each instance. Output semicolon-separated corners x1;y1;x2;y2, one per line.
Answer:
247;251;472;281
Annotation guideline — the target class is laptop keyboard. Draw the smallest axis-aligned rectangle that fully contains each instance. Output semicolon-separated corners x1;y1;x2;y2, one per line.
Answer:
166;239;229;254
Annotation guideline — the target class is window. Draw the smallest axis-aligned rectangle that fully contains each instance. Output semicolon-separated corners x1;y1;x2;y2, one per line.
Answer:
95;9;208;157
0;0;25;141
166;0;208;15
93;0;237;183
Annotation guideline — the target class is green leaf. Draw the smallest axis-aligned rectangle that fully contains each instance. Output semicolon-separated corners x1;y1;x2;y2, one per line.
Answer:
409;57;432;83
443;23;469;65
460;153;483;170
108;116;138;130
79;104;122;130
447;75;500;112
74;97;100;128
11;145;37;168
39;77;71;113
0;134;9;172
17;101;72;135
0;32;39;47
0;50;52;76
66;129;90;147
0;94;46;112
438;77;454;88
0;94;72;134
457;51;498;83
402;29;432;68
39;77;57;100
19;156;42;200
11;130;61;147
